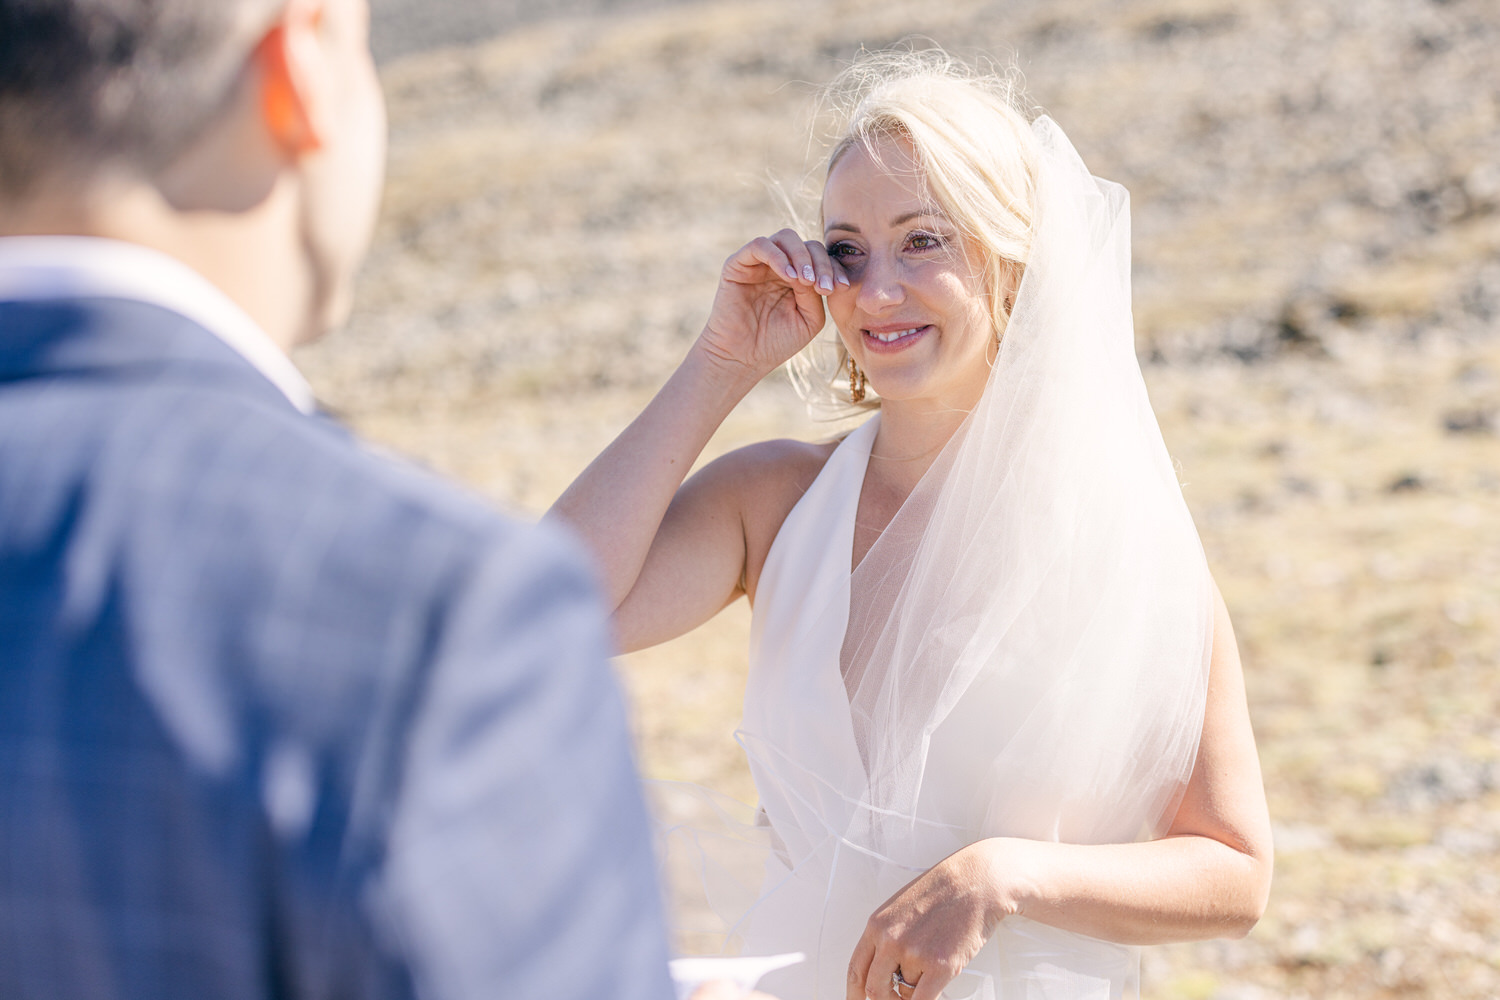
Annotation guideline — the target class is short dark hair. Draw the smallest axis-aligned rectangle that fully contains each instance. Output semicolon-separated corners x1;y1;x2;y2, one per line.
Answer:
0;0;282;196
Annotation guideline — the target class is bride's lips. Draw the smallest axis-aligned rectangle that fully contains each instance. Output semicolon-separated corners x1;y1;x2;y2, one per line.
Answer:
861;324;932;354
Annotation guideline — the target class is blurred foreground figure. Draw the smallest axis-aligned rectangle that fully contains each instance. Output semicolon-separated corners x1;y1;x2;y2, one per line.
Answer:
0;1;676;997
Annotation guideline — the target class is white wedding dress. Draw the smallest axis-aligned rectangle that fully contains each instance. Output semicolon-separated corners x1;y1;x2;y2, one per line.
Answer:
734;416;1139;1000
655;118;1213;1000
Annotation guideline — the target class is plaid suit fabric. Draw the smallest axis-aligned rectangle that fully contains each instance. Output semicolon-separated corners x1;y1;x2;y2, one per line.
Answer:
0;298;673;1000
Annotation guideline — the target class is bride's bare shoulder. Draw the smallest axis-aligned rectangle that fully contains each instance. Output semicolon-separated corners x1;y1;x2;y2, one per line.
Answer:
697;436;839;507
720;435;839;478
692;436;844;601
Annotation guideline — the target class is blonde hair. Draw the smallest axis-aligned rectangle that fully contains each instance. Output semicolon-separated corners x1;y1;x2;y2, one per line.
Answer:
790;47;1041;412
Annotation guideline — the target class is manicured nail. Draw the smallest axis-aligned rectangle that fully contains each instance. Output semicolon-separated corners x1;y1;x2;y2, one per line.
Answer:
784;266;798;281
802;264;815;282
837;273;851;287
818;275;833;292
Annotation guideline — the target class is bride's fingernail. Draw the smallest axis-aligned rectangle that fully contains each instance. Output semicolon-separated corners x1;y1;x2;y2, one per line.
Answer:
837;273;851;287
802;264;815;282
784;266;798;281
818;275;833;292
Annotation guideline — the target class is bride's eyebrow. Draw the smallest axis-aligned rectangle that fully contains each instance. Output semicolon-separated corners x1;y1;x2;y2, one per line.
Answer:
824;209;949;235
891;209;949;227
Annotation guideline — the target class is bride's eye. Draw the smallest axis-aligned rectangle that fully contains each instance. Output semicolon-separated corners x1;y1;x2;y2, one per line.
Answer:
906;231;945;252
827;240;861;260
827;241;865;278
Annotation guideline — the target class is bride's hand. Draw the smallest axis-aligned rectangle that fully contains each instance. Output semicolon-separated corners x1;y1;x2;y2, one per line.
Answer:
698;229;846;380
846;842;1020;1000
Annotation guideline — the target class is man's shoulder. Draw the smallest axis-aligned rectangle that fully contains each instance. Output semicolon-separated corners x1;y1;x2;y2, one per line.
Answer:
13;370;606;777
3;357;590;620
177;387;580;584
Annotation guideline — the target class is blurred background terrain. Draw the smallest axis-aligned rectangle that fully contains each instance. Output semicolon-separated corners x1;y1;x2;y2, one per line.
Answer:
305;0;1500;995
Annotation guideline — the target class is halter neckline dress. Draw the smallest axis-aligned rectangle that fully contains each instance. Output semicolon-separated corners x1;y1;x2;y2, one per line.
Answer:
737;416;1136;1000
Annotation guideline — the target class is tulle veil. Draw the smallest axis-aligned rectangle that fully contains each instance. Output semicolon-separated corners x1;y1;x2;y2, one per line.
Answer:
653;116;1213;1000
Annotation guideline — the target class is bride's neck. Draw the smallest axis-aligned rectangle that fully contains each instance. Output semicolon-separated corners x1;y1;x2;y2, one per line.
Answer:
868;397;971;491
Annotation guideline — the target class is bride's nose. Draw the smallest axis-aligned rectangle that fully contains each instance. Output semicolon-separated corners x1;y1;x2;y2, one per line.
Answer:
853;251;907;313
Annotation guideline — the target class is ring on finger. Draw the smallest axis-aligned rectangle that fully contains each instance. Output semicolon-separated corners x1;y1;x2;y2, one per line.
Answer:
891;969;918;999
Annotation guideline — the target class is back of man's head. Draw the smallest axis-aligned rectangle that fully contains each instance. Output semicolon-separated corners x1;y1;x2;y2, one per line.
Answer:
0;0;283;195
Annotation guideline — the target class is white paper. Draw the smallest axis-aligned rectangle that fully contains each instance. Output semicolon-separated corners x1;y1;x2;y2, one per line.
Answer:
668;953;806;1000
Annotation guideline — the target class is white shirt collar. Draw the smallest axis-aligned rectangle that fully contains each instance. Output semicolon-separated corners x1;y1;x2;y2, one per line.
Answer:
0;236;316;414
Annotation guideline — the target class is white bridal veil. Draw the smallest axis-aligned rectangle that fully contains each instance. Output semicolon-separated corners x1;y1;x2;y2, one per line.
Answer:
656;116;1214;1000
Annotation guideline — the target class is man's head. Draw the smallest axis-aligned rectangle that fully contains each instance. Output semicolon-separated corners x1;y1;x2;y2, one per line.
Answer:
0;0;277;196
0;0;387;347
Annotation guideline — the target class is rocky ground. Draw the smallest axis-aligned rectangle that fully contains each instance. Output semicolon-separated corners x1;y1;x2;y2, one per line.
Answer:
369;0;702;63
305;0;1500;995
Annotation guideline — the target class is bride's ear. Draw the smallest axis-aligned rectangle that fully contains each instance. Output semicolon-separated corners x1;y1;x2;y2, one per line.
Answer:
996;260;1020;316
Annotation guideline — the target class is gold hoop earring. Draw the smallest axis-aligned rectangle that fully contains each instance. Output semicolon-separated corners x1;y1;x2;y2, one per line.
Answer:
847;357;867;403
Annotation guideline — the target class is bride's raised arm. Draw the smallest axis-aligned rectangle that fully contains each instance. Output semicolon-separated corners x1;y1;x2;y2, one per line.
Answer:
547;230;843;652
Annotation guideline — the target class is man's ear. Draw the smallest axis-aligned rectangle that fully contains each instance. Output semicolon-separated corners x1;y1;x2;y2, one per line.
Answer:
255;0;328;157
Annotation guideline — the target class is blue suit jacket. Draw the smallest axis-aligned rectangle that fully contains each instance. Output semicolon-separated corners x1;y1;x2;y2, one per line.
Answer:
0;297;674;1000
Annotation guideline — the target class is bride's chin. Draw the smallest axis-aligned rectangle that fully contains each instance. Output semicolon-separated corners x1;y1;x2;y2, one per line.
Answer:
870;370;990;413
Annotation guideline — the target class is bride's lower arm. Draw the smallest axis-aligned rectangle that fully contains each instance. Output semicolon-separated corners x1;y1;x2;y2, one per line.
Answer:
976;580;1274;944
977;832;1272;945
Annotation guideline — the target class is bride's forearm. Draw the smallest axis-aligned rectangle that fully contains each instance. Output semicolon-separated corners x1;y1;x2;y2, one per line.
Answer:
546;339;762;610
980;833;1272;945
980;594;1271;946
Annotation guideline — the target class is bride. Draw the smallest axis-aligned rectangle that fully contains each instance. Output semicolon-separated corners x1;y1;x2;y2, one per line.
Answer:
550;50;1273;1000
